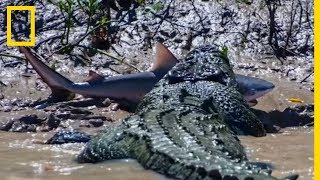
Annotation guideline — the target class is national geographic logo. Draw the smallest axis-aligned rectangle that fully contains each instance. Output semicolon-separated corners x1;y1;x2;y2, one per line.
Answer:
6;6;35;46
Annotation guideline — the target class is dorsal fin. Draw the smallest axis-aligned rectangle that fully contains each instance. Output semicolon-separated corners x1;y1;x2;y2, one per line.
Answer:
85;70;104;82
150;42;178;80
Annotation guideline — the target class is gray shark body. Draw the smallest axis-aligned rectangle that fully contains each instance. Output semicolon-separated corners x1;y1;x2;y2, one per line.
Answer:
18;44;274;107
68;71;157;103
18;42;178;106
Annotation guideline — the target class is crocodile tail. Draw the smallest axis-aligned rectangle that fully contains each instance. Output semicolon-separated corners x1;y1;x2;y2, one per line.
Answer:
150;42;178;80
18;46;74;102
78;124;131;163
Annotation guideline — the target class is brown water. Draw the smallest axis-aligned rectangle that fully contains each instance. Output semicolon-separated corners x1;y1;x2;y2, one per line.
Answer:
241;127;314;179
0;132;165;180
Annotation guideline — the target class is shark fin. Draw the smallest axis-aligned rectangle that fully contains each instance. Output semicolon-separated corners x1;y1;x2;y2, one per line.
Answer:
85;70;104;83
150;42;178;80
18;46;75;102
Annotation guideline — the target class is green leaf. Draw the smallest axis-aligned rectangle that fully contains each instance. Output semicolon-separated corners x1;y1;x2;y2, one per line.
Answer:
221;46;228;59
152;2;163;12
137;0;145;5
100;17;108;25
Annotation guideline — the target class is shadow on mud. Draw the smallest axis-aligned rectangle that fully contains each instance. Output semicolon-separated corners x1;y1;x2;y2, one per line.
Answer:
0;95;314;135
253;104;314;133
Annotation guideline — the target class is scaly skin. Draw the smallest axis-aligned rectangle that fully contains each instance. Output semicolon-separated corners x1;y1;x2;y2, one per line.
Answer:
78;45;282;179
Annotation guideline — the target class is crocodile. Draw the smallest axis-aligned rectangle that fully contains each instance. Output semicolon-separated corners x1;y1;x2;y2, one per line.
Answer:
78;45;296;179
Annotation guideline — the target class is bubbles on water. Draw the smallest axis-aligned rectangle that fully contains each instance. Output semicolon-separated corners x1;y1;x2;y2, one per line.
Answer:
45;143;85;155
308;167;314;176
56;166;84;175
31;162;54;175
9;139;37;149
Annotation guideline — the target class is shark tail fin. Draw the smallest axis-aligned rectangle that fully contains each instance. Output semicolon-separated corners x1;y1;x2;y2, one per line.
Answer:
18;46;75;102
150;42;178;80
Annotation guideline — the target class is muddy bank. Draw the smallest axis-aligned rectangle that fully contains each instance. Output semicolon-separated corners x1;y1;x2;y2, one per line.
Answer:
0;0;314;90
0;97;129;134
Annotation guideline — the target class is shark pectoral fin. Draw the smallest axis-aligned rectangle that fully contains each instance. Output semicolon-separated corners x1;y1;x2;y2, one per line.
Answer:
46;88;75;103
85;70;105;83
150;42;179;80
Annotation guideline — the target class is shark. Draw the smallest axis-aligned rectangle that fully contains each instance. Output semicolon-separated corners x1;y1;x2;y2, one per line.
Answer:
236;74;275;106
18;42;178;108
18;42;274;108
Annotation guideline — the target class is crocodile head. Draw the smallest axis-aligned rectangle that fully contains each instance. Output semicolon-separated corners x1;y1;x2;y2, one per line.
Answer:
163;45;267;137
167;45;237;87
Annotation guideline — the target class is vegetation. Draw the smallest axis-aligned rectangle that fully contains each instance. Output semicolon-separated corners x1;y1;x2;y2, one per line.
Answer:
0;0;313;70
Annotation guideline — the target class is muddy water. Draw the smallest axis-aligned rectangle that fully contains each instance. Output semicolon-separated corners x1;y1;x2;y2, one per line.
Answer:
241;127;314;179
0;73;314;179
242;75;314;179
0;132;165;180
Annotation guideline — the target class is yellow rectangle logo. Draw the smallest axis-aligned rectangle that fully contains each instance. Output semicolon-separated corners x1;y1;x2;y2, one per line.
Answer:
6;6;36;46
